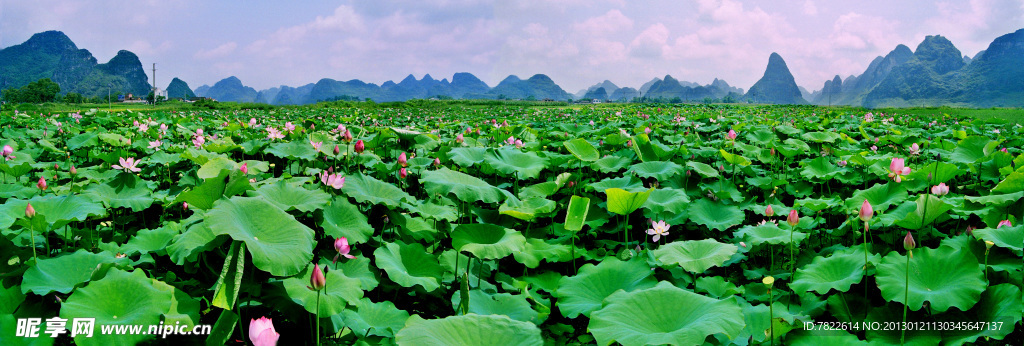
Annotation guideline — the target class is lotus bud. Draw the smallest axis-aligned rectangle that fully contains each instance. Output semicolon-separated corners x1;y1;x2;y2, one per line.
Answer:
456;133;464;143
333;144;340;155
240;163;248;174
859;200;873;222
433;158;441;167
903;231;916;256
26;203;36;218
984;240;994;255
70;165;77;175
183;202;189;210
398;152;408;167
37;176;47;190
787;209;799;227
354;140;365;154
765;205;775;217
54;163;59;170
309;264;326;291
400;167;408;179
997;220;1012;228
343;129;353;142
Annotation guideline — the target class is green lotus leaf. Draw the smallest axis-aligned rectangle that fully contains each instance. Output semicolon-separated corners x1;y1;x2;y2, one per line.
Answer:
119;224;179;256
591;155;633;173
895;194;953;230
642;188;690;215
686;161;719;178
341;299;411;338
248;180;330;212
343;173;416;208
173;169;252;210
167;218;225;265
589;176;645;193
940;284;1022;345
734;222;806;246
498;196;556;222
421;167;509;204
991;171;1024;194
688;198;745;231
801;131;840;143
447;147;489;168
695;276;744;299
876;245;986;312
555;257;657;318
59;269;171;346
791;251;880;294
800;157;840;179
964;191;1023;208
906;162;964;185
949;136;991;163
564;195;590;232
589;281;744;346
972;225;1023;256
67;132;100;150
512;238;573;268
374;242;443;291
84;174;155;212
720;150;752;166
320;196;374;244
204;196;315;276
844;182;908;214
564;138;600;162
22;250;125;295
653;239;738;274
632;133;659;162
282;263;363;315
627;161;684;181
211;241;244;310
265;140;319;161
0;284;24;314
0;194;106;230
605;187;654;216
451;224;526;260
196;158;238;179
395;314;542;346
484;148;548;179
451;290;540;324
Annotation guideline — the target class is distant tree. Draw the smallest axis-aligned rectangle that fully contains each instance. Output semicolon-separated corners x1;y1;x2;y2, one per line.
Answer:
3;78;61;103
63;92;85;104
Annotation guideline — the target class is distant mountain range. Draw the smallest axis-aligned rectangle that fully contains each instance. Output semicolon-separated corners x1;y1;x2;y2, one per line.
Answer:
3;29;1023;107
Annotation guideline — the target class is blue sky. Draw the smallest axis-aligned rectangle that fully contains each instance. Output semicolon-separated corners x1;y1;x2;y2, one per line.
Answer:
2;0;1021;92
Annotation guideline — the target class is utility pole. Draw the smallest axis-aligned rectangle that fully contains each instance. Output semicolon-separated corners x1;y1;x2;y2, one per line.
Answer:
151;63;157;105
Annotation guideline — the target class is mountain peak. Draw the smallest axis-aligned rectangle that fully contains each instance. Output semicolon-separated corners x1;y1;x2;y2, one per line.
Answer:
745;53;806;104
913;35;964;74
23;31;77;52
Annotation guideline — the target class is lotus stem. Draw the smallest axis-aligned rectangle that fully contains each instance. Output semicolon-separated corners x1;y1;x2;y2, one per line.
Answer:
900;251;909;345
28;222;38;262
314;290;321;346
768;288;775;346
863;220;869;302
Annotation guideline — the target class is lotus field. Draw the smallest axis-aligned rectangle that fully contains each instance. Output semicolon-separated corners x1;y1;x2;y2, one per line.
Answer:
0;104;1022;345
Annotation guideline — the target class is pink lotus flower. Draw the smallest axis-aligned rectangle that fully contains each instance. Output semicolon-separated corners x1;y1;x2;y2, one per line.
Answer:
354;140;365;153
455;133;464;144
112;157;142;172
26;203;36;218
787;209;799;227
400;167;408;179
860;200;873;222
646;220;670;242
334;237;356;263
37;176;47;190
997;220;1012;228
908;143;920;156
159;123;168;133
333;144;340;155
506;136;516;145
343;129;353;142
240;163;249;174
308;264;326;291
3;145;14;161
645;127;652;135
888;158;911;182
870;145;878;152
589;120;595;126
514;139;524;149
70;165;77;175
248;118;258;127
398;152;408;167
765;205;774;217
727;129;737;140
284;122;295;132
192;135;205;148
931;183;949;196
182;202;189;210
433;157;441;167
320;172;345;190
837;160;848;167
148;140;161;150
249;317;279;346
310;140;323;152
266;127;285;140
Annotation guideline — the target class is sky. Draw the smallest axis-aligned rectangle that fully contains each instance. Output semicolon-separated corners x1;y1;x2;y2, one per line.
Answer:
2;0;1022;93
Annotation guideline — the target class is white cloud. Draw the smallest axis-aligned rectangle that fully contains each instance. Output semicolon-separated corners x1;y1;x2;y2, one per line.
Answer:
629;23;669;58
194;42;237;60
803;1;818;15
573;9;633;37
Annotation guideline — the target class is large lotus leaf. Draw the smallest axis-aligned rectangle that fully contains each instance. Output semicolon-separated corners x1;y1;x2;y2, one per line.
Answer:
591;155;633;173
844;182;908;213
265;140;319;161
720;150;752;166
204;197;314;276
605;187;654;216
688;198;745;231
0;284;24;314
447;147;489;167
941;284;1022;345
0;194;105;230
374;242;443;291
895;194;953;230
876;245;986;312
67;132;100;150
84;176;154;212
564;195;590;232
906;162;963;185
791;251;880;294
512;238;573;268
395;314;542;346
563;138;600;162
22;250;126;295
422;167;509;204
196;158;238;179
282;263;363;315
451;290;540;323
59;269;172;346
518;181;559;198
589;176;645;193
801;131;840;143
341;299;411;338
555;258;657;318
248;180;330;212
991;171;1024;194
631;133;659;162
627;161;684;181
166;218;226;265
695;276;744;299
451;224;526;260
320;197;374;244
343;173;416;208
173;169;253;210
409;201;458;222
653;239;738;273
800;157;840;179
498;197;556;222
642;188;690;215
734;223;806;246
686;161;720;178
484;148;548;179
949;136;991;163
973;225;1023;256
965;191;1024;208
589;281;744;346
